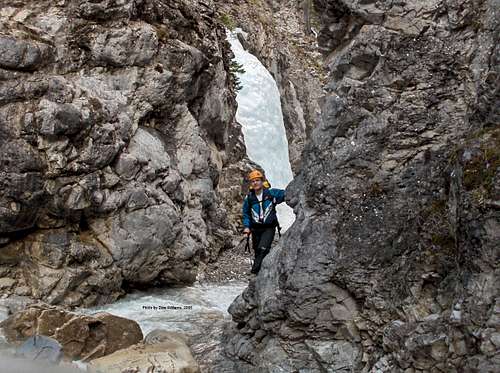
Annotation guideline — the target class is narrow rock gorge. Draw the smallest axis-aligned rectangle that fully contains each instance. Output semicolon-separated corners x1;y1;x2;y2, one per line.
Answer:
0;0;251;307
223;0;499;372
0;0;498;372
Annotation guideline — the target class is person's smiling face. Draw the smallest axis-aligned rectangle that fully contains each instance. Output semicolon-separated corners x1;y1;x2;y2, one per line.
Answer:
251;178;263;192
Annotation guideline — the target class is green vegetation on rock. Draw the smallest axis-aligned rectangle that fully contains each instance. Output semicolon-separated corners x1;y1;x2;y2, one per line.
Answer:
219;13;236;30
229;59;245;91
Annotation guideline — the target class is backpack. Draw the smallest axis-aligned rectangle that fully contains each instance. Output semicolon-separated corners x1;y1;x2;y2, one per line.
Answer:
246;187;282;237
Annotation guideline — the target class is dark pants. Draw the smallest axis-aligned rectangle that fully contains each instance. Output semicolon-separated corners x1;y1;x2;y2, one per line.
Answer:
250;225;276;274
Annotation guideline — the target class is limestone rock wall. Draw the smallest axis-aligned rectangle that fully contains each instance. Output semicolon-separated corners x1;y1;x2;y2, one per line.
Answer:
223;0;499;372
0;0;250;307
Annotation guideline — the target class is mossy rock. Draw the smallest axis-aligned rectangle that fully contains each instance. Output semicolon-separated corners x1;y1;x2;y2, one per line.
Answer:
219;13;236;30
462;128;500;196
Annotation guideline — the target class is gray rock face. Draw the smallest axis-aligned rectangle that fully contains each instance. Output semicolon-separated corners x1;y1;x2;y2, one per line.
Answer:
0;0;251;307
91;203;183;284
90;24;159;67
20;230;122;306
0;35;53;71
223;0;499;372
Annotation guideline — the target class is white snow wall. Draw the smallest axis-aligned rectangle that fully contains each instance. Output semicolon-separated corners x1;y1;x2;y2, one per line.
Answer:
227;31;296;231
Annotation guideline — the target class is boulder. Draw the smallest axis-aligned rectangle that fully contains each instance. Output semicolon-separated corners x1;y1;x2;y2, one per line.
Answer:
89;331;200;373
0;304;143;360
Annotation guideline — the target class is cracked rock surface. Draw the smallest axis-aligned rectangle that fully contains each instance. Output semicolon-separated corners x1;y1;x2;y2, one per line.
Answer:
0;0;251;307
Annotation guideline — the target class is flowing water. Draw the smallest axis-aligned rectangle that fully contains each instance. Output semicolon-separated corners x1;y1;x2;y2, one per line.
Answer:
83;282;247;337
74;31;297;367
0;283;246;371
228;29;296;231
0;29;296;372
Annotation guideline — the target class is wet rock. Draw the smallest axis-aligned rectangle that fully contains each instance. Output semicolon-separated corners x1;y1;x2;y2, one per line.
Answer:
0;304;143;360
88;336;200;373
144;329;182;344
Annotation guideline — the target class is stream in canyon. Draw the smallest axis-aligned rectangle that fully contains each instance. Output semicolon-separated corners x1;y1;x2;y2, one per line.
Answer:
75;30;295;370
78;28;296;364
82;27;295;340
84;282;246;338
70;30;295;370
0;28;295;371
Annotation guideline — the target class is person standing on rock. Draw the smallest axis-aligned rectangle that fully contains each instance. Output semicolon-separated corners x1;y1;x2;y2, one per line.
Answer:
242;170;285;274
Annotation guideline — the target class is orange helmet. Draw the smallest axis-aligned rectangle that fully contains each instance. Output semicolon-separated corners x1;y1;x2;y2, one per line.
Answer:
248;170;264;181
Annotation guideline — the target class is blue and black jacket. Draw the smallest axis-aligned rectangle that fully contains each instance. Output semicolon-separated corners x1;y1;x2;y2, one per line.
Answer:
242;188;286;229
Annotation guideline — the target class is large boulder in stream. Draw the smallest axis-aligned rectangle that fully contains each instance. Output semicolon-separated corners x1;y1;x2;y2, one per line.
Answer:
89;330;200;373
0;0;252;307
0;303;143;360
222;0;499;372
